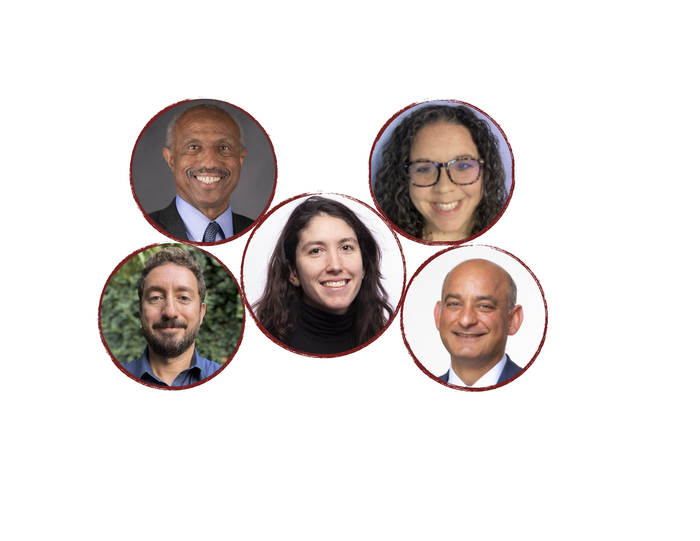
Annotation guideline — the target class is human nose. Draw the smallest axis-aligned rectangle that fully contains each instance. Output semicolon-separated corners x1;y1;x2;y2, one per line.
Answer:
162;295;179;318
199;145;220;168
457;304;478;327
433;164;454;192
325;251;343;273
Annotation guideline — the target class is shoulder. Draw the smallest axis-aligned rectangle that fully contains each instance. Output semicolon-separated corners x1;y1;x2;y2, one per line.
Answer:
232;211;255;232
498;355;523;383
148;198;179;222
193;349;223;378
438;371;449;382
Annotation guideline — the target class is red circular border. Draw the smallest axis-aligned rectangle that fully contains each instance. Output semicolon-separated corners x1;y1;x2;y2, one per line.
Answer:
129;97;278;246
400;244;547;392
97;242;245;390
368;99;515;246
240;191;407;358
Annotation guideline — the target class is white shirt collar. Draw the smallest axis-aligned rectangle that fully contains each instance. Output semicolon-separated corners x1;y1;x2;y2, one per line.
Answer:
447;353;508;388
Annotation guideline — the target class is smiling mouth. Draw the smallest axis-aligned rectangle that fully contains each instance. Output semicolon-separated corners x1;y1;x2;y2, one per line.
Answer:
322;280;349;288
195;175;221;184
453;332;483;338
433;200;461;211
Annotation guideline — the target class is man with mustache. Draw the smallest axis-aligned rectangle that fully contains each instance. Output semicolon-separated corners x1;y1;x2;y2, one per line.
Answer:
434;259;524;388
148;104;253;242
122;247;221;387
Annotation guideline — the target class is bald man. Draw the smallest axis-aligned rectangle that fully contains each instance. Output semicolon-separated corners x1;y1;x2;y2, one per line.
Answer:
149;104;254;242
434;259;524;388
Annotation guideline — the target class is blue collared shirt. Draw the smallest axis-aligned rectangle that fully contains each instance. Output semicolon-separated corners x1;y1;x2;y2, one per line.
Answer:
175;195;234;242
122;346;222;387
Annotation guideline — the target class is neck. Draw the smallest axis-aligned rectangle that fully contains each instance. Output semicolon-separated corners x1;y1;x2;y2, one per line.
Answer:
451;353;503;386
147;344;195;386
424;220;473;242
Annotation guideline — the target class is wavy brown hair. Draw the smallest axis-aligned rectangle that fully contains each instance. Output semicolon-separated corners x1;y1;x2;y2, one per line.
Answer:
253;197;393;346
374;104;508;240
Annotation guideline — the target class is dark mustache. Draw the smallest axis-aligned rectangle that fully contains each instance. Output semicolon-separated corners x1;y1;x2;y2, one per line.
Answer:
187;167;229;179
152;317;187;330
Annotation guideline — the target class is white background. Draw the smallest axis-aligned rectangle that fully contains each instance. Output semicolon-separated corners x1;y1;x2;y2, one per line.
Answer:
3;2;698;540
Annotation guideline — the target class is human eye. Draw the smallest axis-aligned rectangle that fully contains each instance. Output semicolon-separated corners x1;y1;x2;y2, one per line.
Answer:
340;244;355;252
454;159;475;172
187;144;199;151
309;248;322;256
414;162;435;174
147;294;163;303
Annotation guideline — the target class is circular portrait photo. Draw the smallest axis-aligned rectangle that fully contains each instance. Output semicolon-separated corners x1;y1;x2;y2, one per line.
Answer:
242;193;405;357
99;243;244;389
371;100;513;244
401;245;546;391
131;98;276;244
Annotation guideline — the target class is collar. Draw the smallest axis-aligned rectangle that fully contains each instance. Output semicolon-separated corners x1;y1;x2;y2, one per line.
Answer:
175;195;233;241
448;353;507;388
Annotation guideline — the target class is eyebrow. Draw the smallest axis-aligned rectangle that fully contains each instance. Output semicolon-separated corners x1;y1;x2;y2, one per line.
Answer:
442;293;499;304
144;285;196;296
412;153;479;162
298;237;358;251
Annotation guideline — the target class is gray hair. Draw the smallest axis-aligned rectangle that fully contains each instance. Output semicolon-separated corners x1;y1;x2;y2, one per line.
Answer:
165;103;246;151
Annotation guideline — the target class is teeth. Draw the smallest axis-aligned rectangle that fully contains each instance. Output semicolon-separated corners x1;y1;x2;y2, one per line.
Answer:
434;201;459;211
323;280;348;288
196;176;221;184
455;333;480;337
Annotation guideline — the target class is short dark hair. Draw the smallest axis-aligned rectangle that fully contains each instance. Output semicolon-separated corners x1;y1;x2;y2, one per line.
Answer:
165;103;245;151
253;196;393;346
137;247;206;312
374;104;508;240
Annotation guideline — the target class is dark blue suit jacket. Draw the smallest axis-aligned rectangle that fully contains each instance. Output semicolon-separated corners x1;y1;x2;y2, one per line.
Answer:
148;198;254;241
438;355;522;386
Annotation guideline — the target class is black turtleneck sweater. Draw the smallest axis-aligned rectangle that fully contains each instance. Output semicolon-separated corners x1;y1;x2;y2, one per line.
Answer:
288;301;355;354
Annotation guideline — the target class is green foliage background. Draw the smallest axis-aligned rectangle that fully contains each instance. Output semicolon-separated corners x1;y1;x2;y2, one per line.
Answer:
100;244;242;365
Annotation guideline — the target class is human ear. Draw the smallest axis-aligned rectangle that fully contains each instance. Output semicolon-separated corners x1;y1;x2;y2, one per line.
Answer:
162;147;175;171
199;303;207;324
288;265;299;286
508;305;524;335
433;301;442;331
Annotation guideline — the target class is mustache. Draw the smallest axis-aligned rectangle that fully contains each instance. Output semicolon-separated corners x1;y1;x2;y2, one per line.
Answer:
152;317;187;330
187;167;230;179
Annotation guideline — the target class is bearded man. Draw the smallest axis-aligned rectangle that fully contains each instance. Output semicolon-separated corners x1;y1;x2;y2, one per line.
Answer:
122;247;221;387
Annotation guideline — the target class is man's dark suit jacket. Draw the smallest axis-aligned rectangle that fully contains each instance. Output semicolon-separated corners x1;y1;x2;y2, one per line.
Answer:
148;198;254;241
438;355;522;386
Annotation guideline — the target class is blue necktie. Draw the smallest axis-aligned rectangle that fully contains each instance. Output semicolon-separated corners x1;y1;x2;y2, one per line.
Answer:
203;221;223;242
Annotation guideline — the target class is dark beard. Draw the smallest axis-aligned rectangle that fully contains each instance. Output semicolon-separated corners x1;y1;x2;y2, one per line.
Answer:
142;317;201;359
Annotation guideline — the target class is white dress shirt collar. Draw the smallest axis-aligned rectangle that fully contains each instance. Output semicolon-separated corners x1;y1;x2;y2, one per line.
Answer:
447;353;508;388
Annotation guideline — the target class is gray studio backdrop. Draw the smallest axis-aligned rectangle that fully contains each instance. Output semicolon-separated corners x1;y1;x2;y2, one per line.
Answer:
132;99;276;224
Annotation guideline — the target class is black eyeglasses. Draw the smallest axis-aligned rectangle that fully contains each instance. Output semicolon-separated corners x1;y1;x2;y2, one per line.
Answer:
405;158;484;187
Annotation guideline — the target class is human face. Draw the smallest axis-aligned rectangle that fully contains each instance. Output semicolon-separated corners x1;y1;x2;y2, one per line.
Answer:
433;260;522;367
289;214;364;315
409;122;483;241
141;263;206;359
162;107;247;221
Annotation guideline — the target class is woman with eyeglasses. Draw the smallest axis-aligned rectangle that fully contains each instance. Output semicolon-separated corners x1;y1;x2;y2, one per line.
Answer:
373;104;508;242
253;196;393;355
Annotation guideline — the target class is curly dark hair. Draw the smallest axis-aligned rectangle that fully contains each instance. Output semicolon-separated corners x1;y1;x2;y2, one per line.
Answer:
253;196;393;347
374;104;508;241
137;246;206;313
